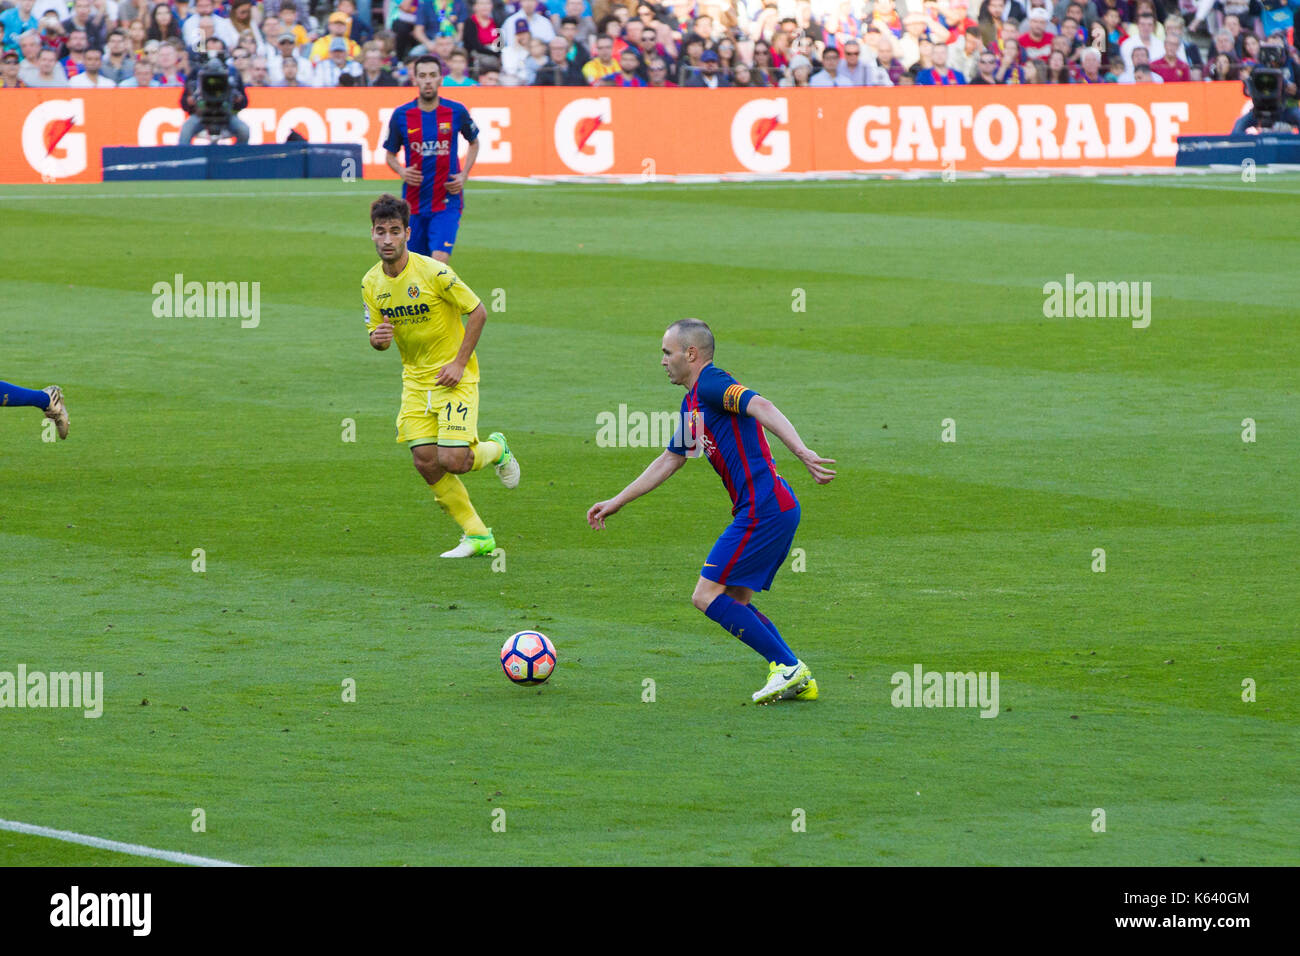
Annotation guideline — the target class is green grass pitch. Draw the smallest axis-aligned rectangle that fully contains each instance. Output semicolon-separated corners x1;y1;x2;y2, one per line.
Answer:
0;175;1296;866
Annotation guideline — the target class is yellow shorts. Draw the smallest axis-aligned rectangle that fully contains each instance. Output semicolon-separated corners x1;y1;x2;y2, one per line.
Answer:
396;381;480;447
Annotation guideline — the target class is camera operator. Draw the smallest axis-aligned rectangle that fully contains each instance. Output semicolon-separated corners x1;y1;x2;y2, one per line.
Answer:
178;51;250;145
1232;37;1300;133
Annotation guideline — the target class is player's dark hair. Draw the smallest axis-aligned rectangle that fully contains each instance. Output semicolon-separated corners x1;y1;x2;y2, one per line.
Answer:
370;193;409;228
667;318;715;359
411;53;442;75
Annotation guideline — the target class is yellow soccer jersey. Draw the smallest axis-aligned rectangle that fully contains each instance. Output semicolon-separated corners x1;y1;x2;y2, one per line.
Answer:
362;253;483;388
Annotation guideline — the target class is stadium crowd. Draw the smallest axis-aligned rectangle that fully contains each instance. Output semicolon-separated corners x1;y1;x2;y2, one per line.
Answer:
1;0;1297;89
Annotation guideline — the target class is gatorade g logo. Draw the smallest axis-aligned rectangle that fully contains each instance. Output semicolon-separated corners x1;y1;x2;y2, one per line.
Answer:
555;97;613;174
22;99;87;180
731;97;790;173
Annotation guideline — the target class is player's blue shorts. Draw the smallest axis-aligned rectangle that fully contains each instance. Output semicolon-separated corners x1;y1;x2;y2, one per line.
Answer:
701;501;801;592
409;207;462;257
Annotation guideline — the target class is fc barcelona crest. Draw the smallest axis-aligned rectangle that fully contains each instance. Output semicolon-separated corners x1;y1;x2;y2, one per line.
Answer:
439;122;452;133
407;284;420;298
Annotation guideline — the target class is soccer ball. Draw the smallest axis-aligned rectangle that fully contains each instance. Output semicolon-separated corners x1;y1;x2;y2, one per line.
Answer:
500;631;557;686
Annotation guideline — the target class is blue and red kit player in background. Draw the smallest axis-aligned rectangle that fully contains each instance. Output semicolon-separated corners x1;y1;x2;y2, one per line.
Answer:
384;55;479;261
587;319;837;705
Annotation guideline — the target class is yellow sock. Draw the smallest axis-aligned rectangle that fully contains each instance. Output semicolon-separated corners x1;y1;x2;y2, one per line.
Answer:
471;439;502;472
431;473;488;536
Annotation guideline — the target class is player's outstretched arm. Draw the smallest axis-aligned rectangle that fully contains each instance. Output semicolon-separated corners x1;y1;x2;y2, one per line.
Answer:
587;449;686;529
746;396;836;485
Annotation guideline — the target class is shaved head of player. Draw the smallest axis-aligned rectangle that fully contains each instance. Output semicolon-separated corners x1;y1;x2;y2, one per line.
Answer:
588;319;836;704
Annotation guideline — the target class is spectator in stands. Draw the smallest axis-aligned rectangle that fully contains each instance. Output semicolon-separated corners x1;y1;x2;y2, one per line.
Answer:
1241;32;1261;63
311;13;362;64
838;38;890;84
1;49;23;87
1164;16;1203;73
729;61;753;86
14;28;39;84
246;54;271;86
359;43;398;84
1120;9;1162;72
154;40;185;86
559;17;591;70
716;35;740;74
560;0;597;49
875;32;908;83
100;28;134;83
338;0;374;45
809;45;842;84
534;35;582;83
635;23;667;73
2;0;38;54
1077;44;1111;79
479;64;501;84
1019;8;1054;62
228;0;259;43
36;10;64;60
443;47;478;84
1119;44;1163;80
647;53;677;85
1208;50;1238;78
118;55;157;85
1131;61;1157;81
62;28;88;79
997;36;1028;79
276;53;307;85
978;0;1006;46
276;4;309;48
950;26;986;77
270;33;312;82
917;40;967;81
182;0;235;51
430;32;456;67
600;44;646;84
69;45;115;85
314;36;361;85
750;38;781;85
62;0;104;50
126;18;146;57
1152;33;1192;78
898;11;929;68
1044;47;1073;78
583;33;620;83
1211;28;1240;62
501;20;536;85
505;0;556;43
462;0;501;69
777;52;811;85
685;47;729;85
27;45;68;85
969;47;1000;80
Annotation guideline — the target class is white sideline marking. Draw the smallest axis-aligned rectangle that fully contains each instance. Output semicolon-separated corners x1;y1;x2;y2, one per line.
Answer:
0;818;244;867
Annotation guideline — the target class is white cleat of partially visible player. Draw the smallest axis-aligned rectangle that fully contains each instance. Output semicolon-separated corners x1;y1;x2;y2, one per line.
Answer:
42;386;69;440
752;660;812;705
489;431;519;489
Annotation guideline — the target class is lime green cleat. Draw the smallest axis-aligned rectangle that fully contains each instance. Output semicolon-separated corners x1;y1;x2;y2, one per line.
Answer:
793;678;819;701
440;530;496;558
488;431;519;489
752;660;812;705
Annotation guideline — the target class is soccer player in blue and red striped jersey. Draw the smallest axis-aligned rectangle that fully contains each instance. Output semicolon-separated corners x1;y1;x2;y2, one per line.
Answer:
384;55;480;262
587;319;836;705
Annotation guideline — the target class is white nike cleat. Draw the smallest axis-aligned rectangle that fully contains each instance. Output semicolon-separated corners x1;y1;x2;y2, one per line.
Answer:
440;531;495;558
42;386;69;440
752;660;812;705
488;431;519;489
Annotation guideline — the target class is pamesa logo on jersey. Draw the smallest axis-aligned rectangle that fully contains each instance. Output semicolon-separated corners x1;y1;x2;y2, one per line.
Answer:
380;303;431;323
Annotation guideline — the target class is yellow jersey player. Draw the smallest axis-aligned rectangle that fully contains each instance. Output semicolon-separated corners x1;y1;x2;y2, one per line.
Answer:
361;194;519;558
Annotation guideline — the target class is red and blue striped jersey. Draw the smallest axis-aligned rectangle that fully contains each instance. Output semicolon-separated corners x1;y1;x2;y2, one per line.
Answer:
667;363;798;519
383;97;479;216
